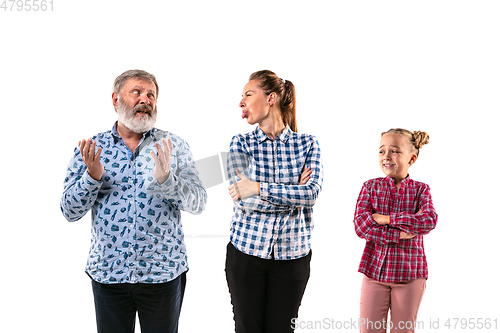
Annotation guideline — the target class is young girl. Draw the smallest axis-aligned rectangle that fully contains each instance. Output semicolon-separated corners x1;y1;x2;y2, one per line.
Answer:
354;128;438;333
226;70;323;333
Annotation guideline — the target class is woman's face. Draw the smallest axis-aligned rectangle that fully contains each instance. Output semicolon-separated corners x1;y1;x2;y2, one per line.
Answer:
239;80;270;125
379;133;417;184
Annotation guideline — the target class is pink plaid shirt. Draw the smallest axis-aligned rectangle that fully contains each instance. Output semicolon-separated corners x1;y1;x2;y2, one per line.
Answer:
354;176;438;283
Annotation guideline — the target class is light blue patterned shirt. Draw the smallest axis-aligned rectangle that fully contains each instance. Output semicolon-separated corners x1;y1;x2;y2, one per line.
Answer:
227;126;323;260
61;123;207;284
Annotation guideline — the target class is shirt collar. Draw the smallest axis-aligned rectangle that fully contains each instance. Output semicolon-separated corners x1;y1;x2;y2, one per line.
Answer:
385;174;412;186
254;125;291;144
111;121;155;144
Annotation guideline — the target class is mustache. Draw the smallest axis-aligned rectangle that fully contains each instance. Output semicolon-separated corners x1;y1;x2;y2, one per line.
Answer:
133;104;154;114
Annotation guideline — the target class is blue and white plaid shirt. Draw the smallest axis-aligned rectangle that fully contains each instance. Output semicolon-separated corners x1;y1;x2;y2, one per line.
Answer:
227;126;323;260
61;123;206;284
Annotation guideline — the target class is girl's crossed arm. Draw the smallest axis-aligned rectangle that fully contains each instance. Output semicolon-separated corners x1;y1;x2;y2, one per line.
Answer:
354;185;402;245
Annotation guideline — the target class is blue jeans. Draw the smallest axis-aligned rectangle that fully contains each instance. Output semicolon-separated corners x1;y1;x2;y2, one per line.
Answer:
91;272;186;333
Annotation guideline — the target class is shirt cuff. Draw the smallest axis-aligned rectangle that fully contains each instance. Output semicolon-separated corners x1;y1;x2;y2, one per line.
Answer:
389;212;397;226
82;170;103;190
259;182;269;200
387;227;400;244
156;171;176;190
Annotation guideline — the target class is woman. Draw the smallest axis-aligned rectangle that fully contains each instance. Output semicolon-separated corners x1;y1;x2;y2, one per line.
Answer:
226;70;323;333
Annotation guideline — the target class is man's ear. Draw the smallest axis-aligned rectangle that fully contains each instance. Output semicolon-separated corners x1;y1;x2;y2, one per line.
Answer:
112;92;119;111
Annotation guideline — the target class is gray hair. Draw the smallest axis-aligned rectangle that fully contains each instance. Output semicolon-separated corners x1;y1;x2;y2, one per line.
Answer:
113;69;159;97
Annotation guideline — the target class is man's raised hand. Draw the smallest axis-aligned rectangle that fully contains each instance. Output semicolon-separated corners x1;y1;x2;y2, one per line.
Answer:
79;139;104;181
151;137;173;184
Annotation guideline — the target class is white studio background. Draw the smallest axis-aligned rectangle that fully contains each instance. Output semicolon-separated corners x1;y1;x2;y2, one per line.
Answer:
1;1;499;332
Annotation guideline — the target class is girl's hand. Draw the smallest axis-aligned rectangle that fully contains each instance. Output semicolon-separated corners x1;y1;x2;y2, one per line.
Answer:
372;213;390;225
400;232;416;239
228;169;260;201
299;167;312;185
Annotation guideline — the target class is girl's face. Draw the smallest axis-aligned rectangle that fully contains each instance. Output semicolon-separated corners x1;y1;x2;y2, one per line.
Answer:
239;80;271;125
379;133;418;184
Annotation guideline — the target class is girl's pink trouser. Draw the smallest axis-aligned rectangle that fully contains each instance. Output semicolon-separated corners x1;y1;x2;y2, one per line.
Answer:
360;275;426;333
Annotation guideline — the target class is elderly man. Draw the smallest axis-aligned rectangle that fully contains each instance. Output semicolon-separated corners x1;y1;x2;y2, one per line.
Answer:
61;69;207;333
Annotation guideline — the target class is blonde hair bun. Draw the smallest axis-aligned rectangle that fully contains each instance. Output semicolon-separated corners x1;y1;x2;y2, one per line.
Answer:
413;131;430;149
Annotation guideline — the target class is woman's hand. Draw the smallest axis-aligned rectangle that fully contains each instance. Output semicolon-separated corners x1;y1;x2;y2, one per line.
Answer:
299;166;312;185
228;169;260;201
228;165;311;202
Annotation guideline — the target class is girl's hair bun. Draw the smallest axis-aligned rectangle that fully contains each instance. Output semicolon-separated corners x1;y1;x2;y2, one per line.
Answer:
413;131;430;149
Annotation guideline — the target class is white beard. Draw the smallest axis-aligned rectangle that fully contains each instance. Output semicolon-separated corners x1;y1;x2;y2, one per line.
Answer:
117;98;157;133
